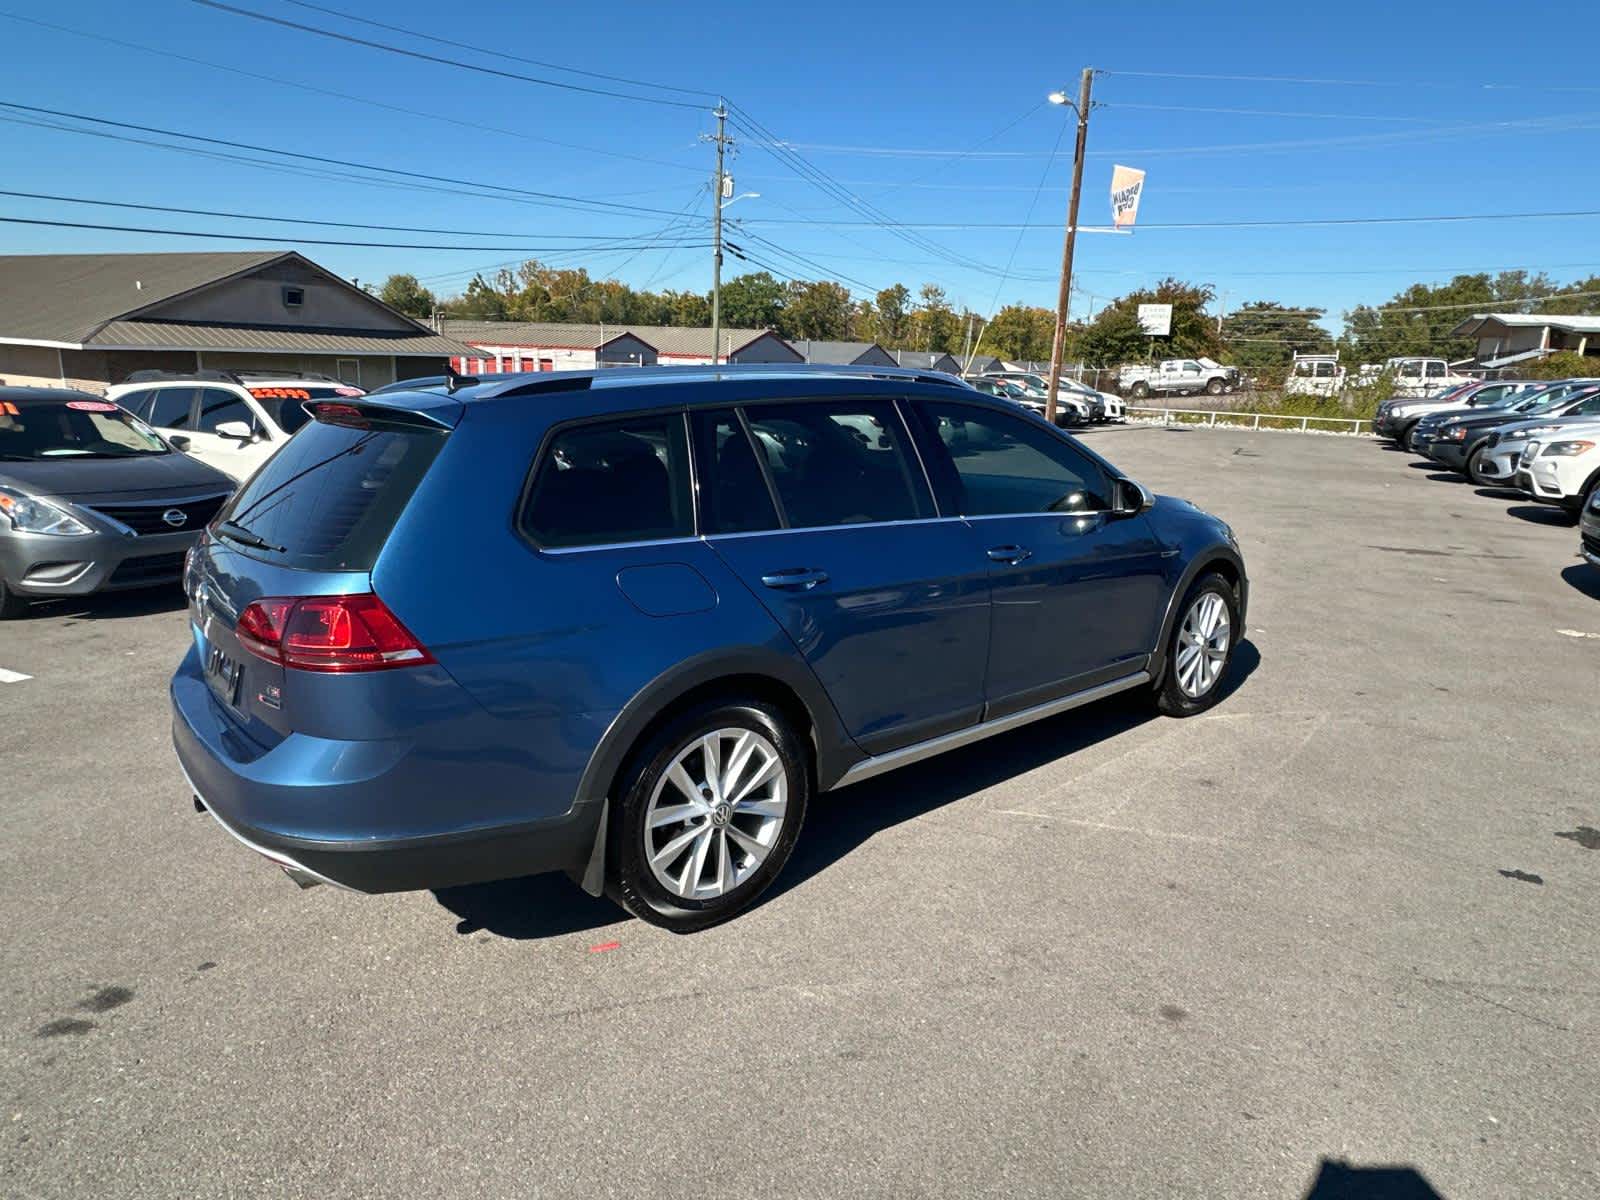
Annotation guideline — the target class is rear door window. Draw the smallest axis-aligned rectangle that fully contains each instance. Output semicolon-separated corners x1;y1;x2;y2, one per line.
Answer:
147;387;197;429
215;420;447;571
742;400;930;528
521;414;692;549
690;408;780;535
197;388;257;434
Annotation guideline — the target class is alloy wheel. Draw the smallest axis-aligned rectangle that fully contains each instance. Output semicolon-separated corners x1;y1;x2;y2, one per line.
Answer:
1176;591;1231;698
643;728;788;900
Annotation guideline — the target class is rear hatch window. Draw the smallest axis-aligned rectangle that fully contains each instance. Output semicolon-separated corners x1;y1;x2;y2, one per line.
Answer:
212;419;445;571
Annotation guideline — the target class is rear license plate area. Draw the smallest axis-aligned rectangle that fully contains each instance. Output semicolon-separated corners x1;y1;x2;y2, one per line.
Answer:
204;642;245;708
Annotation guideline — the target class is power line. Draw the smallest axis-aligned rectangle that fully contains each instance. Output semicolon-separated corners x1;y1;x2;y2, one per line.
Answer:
1097;67;1600;94
190;0;707;110
1101;101;1447;123
0;214;710;253
0;11;707;176
276;0;714;98
723;100;1006;281
739;208;1600;231
0;100;686;218
725;229;883;294
0;188;708;244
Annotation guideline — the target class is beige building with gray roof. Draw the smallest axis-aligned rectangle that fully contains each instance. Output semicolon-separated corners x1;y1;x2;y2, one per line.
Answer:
0;250;470;393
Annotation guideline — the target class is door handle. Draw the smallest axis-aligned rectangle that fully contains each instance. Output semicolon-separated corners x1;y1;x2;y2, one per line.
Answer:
986;545;1032;565
760;567;830;590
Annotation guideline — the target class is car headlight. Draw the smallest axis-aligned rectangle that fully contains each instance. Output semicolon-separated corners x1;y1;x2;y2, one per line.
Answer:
1390;405;1411;418
1445;425;1468;441
1541;440;1595;457
0;487;94;536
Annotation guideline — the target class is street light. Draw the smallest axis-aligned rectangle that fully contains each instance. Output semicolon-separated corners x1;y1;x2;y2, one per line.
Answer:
1047;91;1069;106
720;191;760;210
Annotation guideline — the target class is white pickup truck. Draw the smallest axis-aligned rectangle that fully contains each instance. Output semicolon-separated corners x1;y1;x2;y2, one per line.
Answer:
1284;354;1346;398
1119;358;1240;399
1386;356;1474;399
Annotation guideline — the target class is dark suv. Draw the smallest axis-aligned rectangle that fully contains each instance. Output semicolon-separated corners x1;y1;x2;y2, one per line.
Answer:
172;366;1247;930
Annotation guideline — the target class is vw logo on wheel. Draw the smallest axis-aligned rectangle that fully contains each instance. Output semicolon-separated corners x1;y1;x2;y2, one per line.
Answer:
161;509;188;528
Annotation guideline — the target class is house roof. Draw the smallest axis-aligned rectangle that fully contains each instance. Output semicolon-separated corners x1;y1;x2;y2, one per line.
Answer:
892;350;961;373
0;250;466;356
791;339;892;365
89;320;469;357
0;251;286;344
1450;312;1600;338
442;320;779;357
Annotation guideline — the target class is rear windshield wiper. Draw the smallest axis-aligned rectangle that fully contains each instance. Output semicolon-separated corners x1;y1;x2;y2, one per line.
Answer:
215;519;286;554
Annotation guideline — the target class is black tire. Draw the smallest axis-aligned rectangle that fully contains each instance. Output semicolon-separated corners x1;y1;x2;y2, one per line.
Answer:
1465;444;1491;485
607;698;810;933
1205;377;1224;396
1130;381;1149;399
0;578;28;620
1398;423;1418;451
1153;573;1240;718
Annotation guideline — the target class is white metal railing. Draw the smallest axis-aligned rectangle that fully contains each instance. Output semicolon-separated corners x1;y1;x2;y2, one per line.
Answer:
1126;405;1370;436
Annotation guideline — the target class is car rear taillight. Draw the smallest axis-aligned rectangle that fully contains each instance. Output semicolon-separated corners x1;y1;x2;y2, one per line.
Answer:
235;594;434;672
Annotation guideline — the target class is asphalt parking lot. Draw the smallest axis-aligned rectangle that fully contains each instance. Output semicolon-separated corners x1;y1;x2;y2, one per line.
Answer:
2;424;1596;1199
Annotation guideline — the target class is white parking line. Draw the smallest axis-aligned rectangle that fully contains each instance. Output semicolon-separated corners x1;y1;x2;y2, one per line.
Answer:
0;667;32;684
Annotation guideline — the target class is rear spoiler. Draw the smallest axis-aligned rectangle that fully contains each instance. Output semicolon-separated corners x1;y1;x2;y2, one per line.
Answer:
302;393;464;432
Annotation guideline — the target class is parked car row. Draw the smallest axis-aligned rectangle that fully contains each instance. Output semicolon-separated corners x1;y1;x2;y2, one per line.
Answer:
967;371;1125;425
1377;376;1600;575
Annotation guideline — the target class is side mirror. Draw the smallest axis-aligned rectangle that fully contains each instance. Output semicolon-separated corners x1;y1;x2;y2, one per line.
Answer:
1114;477;1155;516
215;420;254;442
168;434;191;452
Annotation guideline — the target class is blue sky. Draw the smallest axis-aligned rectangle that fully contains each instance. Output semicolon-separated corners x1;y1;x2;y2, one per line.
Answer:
3;0;1598;334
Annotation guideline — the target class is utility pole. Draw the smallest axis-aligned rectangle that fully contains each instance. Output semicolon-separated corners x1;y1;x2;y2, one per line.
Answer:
707;100;729;365
1045;68;1095;426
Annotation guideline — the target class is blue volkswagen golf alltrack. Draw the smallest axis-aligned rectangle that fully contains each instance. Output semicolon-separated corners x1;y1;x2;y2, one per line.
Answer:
172;365;1246;931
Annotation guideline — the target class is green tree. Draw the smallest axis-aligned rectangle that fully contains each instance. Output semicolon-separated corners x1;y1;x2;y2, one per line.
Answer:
1222;302;1334;380
912;284;960;353
984;304;1055;363
1076;306;1146;367
780;280;853;340
873;284;913;346
377;273;437;319
720;271;786;329
664;289;711;327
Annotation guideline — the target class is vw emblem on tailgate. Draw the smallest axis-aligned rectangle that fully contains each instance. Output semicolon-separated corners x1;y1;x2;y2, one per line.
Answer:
162;508;188;528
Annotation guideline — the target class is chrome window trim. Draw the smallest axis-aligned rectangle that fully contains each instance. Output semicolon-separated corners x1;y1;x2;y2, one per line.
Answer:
539;515;979;556
703;515;971;543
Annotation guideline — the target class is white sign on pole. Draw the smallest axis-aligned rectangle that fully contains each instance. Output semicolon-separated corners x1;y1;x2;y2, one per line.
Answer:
721;174;735;199
1137;303;1173;337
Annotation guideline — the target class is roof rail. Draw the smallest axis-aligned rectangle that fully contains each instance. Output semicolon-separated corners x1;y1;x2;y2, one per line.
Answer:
120;368;354;386
488;362;971;399
122;368;244;385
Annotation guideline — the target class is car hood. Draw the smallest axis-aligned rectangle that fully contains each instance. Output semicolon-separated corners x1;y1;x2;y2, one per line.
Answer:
0;452;234;501
1487;414;1600;438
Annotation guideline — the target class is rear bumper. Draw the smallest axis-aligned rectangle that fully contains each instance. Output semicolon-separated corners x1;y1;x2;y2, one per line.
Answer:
170;655;603;893
0;527;198;596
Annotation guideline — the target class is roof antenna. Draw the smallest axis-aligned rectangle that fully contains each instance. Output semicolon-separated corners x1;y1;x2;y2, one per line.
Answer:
444;362;474;394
